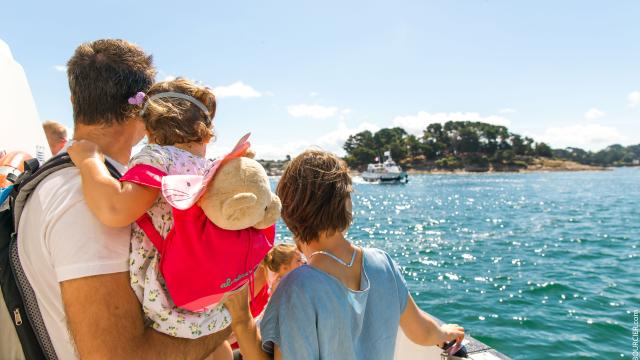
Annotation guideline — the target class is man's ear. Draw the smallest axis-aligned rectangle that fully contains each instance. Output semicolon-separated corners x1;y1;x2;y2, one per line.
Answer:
221;193;258;222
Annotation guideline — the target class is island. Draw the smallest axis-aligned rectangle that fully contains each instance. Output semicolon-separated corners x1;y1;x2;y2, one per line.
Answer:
257;121;640;174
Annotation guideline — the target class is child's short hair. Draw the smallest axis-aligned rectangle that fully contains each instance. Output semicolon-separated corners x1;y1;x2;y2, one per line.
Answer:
276;150;353;244
67;39;156;126
142;78;216;146
263;244;299;273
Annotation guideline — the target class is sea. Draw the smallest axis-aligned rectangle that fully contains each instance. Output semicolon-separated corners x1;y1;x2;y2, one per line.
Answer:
272;167;640;359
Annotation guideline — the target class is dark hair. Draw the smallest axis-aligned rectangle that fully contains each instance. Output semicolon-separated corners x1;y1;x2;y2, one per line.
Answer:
276;150;353;244
66;39;156;126
142;78;216;145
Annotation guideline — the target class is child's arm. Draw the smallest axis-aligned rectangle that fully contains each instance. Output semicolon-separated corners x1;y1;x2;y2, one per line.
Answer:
68;140;159;227
399;295;464;347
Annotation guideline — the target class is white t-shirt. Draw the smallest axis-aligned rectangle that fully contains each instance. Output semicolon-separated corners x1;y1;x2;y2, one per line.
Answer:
17;162;130;360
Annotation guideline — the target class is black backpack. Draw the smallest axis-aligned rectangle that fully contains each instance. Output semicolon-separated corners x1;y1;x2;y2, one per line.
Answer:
0;153;121;360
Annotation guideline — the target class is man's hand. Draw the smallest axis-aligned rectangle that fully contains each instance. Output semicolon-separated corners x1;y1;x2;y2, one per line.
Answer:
61;271;230;360
223;285;271;360
224;285;253;330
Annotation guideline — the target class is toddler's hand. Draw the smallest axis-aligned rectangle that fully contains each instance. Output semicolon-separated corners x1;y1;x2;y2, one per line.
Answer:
242;148;256;159
68;140;103;166
439;323;465;346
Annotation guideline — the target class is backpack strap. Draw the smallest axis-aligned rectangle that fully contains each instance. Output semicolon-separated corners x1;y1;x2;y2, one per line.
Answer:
119;163;165;189
120;163;168;255
13;153;122;230
12;154;74;230
6;153;122;360
135;214;166;255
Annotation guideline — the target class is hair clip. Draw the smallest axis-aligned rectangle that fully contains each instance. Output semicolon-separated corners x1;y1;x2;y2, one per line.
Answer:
128;91;146;106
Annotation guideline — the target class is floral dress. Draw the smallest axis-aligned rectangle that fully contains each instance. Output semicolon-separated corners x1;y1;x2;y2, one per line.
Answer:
128;144;231;338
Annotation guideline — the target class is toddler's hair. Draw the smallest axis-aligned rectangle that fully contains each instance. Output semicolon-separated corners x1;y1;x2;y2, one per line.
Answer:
142;78;216;145
263;244;299;273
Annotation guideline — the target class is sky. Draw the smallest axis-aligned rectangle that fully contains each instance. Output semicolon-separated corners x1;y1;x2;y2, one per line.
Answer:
1;0;639;159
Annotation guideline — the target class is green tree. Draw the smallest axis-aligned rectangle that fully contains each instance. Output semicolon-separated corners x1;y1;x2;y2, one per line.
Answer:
534;142;553;158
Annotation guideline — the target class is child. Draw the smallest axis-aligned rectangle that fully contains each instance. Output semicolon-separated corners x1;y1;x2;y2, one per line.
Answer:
262;244;305;293
68;78;235;358
224;150;465;360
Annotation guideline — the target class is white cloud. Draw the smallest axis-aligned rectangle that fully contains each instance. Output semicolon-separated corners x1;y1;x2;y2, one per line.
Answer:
314;121;380;154
214;81;262;99
392;111;511;135
309;91;319;97
53;65;66;72
536;124;627;150
499;108;517;114
628;91;640;108
223;121;379;159
250;140;311;160
287;104;339;119
584;108;605;120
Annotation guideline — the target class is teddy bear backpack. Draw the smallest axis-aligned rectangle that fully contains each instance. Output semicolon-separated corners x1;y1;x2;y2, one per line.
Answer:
120;134;275;312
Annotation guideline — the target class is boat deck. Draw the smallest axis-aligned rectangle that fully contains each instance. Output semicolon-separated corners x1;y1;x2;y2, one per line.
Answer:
394;327;511;359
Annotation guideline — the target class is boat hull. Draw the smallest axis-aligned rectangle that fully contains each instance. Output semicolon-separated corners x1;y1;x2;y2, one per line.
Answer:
394;327;511;359
362;171;408;184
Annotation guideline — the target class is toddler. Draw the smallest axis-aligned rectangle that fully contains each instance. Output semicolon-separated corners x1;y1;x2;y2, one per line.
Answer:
69;78;235;358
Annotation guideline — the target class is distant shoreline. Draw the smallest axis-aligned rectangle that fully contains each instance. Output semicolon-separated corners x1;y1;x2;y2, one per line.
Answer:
349;159;615;176
263;158;639;177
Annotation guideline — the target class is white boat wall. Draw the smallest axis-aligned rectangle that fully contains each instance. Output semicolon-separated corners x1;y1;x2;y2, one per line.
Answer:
0;38;51;163
394;326;511;359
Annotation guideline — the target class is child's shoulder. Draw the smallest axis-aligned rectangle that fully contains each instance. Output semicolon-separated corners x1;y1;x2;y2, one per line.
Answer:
129;144;172;170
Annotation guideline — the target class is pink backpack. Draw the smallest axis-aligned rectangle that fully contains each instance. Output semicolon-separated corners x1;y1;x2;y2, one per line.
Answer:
120;134;274;312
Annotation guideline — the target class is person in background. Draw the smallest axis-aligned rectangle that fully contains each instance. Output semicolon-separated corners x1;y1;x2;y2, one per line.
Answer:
42;120;68;156
225;149;464;360
262;243;305;293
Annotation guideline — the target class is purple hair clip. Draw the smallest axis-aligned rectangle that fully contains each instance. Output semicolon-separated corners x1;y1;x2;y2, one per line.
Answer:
128;91;146;106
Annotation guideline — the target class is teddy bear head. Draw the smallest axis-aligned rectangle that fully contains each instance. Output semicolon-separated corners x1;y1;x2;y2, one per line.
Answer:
198;157;281;230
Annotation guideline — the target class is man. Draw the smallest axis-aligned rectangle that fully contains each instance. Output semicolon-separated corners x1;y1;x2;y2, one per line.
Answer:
42;120;68;156
17;39;230;359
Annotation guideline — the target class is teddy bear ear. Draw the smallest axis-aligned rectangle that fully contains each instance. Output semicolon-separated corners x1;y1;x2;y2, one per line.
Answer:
222;193;258;222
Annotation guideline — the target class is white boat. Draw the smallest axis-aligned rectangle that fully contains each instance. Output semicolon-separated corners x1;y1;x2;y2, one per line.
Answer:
362;151;408;184
394;326;511;359
0;38;51;163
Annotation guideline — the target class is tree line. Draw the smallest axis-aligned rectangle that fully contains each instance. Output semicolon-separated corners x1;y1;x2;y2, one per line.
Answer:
343;121;639;170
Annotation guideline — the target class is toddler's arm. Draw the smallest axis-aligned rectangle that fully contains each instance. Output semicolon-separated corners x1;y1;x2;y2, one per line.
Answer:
400;295;464;347
68;140;159;227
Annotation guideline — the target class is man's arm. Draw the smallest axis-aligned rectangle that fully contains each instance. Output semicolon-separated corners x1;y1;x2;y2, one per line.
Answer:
61;271;230;360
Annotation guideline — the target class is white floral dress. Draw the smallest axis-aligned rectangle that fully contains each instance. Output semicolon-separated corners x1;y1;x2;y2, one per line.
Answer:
128;144;231;338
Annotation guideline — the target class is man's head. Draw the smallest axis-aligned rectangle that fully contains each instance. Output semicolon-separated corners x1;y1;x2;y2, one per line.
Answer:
42;120;68;155
66;39;156;127
276;149;353;245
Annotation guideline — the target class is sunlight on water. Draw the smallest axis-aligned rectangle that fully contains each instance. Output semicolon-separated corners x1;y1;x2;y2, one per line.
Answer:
274;168;640;358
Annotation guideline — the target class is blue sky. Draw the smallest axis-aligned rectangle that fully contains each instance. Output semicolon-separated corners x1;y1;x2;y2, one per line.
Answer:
2;0;639;158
